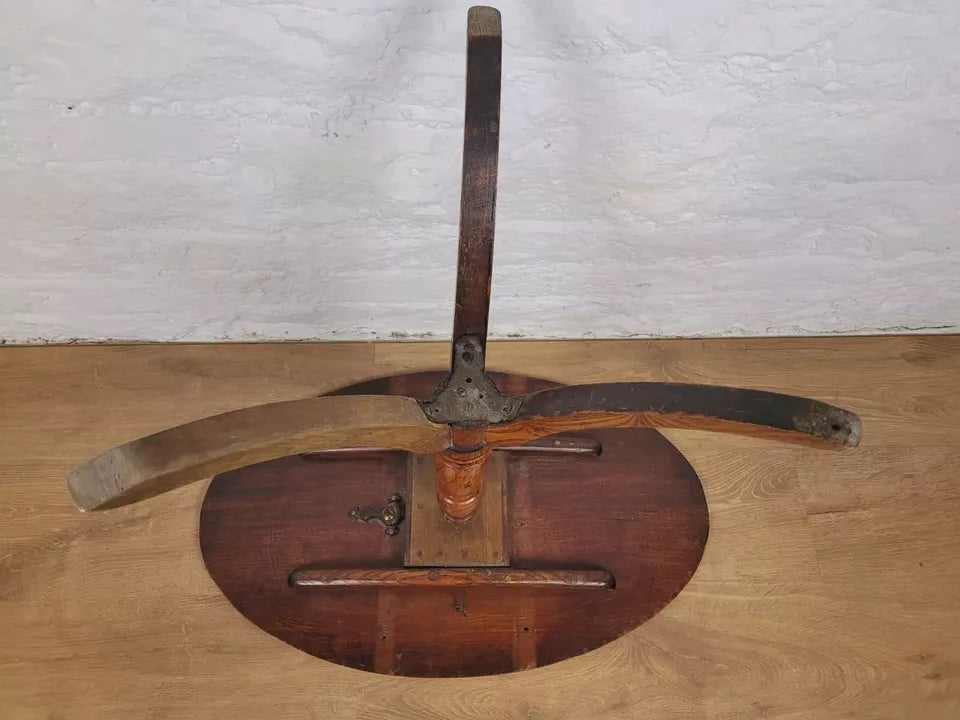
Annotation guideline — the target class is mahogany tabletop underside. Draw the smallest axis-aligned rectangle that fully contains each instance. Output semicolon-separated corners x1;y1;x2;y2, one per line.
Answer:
199;372;709;677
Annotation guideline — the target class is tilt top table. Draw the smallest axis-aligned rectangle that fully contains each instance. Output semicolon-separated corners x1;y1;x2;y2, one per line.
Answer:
68;6;861;677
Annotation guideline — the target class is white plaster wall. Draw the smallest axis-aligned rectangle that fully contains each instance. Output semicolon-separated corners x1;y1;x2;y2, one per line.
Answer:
1;0;958;343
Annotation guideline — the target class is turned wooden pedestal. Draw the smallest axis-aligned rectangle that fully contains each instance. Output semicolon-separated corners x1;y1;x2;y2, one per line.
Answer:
199;372;710;677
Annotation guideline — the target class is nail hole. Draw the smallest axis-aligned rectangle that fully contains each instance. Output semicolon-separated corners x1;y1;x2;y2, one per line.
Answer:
831;423;844;432
462;351;474;362
478;393;484;399
522;626;530;633
381;634;387;640
465;377;472;383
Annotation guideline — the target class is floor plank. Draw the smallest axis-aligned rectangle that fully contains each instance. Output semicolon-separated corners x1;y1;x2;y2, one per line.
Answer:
0;336;958;719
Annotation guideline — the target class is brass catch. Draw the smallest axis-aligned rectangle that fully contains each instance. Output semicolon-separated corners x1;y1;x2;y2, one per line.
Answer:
349;493;405;536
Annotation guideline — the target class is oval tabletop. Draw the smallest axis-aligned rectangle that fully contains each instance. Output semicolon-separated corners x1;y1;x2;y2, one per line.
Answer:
199;372;709;677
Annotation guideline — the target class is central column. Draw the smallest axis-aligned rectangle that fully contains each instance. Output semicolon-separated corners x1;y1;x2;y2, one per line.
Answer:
434;6;502;523
434;426;490;522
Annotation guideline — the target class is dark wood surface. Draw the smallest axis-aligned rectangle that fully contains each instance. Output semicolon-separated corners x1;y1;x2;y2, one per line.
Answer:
199;372;709;677
451;6;501;363
488;382;861;449
289;567;615;589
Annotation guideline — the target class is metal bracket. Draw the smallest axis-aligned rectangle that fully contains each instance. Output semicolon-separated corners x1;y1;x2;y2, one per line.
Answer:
349;493;405;536
419;335;522;427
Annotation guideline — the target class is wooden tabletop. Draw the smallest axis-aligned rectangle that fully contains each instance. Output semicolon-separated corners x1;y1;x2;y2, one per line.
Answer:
1;336;958;719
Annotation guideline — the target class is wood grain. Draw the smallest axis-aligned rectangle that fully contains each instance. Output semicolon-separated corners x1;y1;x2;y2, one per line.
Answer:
467;5;501;38
198;372;708;677
452;4;501;361
67;395;450;511
289;567;614;589
432;443;491;521
432;426;493;523
1;336;959;717
407;452;508;567
488;382;861;449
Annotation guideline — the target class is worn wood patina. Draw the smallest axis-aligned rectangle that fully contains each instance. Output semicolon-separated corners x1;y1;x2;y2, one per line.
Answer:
67;5;861;678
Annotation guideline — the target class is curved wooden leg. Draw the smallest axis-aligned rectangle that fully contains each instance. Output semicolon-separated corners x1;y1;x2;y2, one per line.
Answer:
451;6;501;366
67;395;450;511
487;382;862;449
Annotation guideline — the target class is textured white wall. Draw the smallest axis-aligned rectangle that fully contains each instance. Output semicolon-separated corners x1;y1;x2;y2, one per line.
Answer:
1;0;958;343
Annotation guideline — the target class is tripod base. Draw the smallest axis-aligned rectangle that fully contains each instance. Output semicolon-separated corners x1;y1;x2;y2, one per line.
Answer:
199;372;709;677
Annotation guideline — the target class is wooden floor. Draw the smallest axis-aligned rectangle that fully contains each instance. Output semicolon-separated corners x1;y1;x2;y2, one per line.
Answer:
1;336;958;719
